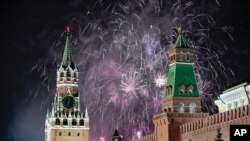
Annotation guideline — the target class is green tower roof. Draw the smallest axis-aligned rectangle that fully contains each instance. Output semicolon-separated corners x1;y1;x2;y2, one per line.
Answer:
174;27;187;48
61;26;75;69
164;63;199;99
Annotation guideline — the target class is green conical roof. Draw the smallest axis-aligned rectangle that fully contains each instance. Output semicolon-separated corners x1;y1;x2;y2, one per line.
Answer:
174;27;187;48
61;30;74;69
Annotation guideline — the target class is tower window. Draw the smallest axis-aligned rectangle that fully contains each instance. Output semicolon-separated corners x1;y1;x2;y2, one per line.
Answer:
63;119;68;125
189;103;196;113
79;119;84;126
60;72;64;77
178;103;185;113
68;132;71;136
179;85;185;93
180;52;183;60
182;54;186;61
166;87;169;94
67;70;71;81
59;132;62;136
186;52;190;61
72;119;77;126
187;85;194;93
55;118;60;125
67;70;71;77
77;133;80;136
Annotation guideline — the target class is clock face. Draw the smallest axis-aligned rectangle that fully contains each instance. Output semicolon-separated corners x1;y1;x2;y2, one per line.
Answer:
62;95;75;109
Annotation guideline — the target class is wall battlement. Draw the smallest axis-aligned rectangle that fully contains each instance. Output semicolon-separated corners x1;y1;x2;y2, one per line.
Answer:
137;133;155;141
181;104;250;141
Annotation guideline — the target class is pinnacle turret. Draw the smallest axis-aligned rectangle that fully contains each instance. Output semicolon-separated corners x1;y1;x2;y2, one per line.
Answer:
85;107;89;119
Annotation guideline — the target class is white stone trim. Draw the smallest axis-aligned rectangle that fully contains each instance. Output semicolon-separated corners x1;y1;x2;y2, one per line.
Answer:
169;62;194;66
47;127;89;130
57;84;78;87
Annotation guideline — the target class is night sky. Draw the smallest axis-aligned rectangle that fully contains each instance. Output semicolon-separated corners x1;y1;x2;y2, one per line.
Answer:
1;0;250;141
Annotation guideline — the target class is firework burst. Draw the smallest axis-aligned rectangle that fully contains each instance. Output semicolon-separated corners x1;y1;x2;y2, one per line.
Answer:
121;70;146;98
154;73;167;87
30;0;235;141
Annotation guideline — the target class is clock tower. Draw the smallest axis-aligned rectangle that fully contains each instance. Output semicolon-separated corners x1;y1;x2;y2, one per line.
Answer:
45;26;89;141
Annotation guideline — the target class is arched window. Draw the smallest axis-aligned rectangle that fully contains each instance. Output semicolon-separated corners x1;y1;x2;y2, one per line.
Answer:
182;54;186;61
178;103;185;113
77;133;80;136
180;52;183;60
59;132;62;136
186;52;190;60
80;119;84;126
189;103;196;113
72;119;77;126
169;85;172;94
68;132;71;136
55;118;60;125
60;72;64;77
187;85;194;93
166;87;169;94
67;71;71;81
67;70;71;77
63;119;68;125
179;85;185;93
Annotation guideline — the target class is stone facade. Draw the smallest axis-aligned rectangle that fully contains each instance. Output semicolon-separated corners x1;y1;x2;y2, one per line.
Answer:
215;82;250;113
137;104;250;141
181;104;250;141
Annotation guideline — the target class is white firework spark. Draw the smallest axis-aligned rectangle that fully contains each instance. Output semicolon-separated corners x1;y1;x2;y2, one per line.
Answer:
26;0;236;141
121;70;145;97
154;73;167;87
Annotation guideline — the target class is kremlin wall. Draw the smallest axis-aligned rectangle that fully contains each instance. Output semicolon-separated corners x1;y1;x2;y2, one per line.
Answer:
134;28;250;141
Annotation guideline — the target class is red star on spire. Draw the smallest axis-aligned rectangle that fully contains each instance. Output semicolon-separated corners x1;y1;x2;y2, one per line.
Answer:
65;25;70;32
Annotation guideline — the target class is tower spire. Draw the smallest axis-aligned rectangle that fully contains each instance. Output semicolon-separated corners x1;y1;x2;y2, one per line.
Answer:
174;27;187;48
61;25;74;69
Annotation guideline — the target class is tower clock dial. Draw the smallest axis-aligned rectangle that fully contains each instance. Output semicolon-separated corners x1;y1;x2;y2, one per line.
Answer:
62;95;75;109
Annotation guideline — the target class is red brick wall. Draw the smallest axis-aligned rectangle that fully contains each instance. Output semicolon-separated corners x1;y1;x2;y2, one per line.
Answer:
181;105;250;141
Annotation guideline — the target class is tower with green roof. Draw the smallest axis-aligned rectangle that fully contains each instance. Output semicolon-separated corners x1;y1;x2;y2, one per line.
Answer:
162;27;201;113
152;28;208;141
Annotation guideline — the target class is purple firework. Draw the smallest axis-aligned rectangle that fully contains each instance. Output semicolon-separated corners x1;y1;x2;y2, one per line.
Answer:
29;0;235;141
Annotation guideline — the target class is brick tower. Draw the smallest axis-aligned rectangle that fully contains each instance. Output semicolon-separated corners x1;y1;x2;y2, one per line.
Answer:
153;28;208;141
45;26;89;141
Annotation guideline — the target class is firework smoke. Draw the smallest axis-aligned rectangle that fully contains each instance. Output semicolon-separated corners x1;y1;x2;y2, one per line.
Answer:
27;0;235;141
